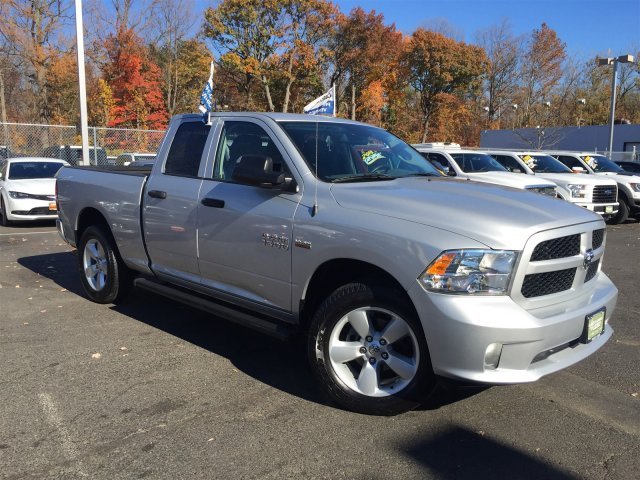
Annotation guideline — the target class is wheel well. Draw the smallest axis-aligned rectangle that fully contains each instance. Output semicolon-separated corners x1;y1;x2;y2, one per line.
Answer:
76;208;110;245
300;259;415;330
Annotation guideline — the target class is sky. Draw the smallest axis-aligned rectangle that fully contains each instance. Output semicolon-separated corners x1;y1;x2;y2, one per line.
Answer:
331;0;639;59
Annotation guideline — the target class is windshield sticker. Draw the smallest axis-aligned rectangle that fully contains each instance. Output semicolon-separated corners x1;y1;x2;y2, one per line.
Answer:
584;156;598;169
522;155;537;170
360;150;386;165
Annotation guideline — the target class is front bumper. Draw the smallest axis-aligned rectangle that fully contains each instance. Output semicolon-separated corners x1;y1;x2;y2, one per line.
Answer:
4;197;58;221
574;202;618;216
408;273;617;384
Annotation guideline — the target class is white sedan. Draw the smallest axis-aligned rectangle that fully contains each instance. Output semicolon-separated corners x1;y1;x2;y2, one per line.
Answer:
0;157;68;225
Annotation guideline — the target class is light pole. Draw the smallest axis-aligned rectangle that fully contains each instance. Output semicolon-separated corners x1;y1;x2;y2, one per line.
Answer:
597;54;635;158
511;103;518;130
74;0;90;165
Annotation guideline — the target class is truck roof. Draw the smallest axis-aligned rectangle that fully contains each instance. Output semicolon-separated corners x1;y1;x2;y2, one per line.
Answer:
177;112;373;126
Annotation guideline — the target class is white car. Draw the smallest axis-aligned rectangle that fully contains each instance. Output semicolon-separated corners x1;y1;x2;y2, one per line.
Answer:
413;143;557;196
0;157;68;225
548;151;640;224
486;151;618;219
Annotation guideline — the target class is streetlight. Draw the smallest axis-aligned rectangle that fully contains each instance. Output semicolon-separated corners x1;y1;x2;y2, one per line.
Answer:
511;103;518;129
597;54;635;157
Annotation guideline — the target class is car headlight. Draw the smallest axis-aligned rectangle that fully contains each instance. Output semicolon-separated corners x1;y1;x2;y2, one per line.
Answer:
629;183;640;192
567;184;587;199
418;249;518;295
527;186;557;197
8;191;31;199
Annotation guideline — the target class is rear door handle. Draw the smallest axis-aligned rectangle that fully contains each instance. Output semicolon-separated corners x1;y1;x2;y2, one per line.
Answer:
201;198;225;208
148;190;167;199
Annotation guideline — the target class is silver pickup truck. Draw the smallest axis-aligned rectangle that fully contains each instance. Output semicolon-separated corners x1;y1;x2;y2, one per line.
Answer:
56;113;618;415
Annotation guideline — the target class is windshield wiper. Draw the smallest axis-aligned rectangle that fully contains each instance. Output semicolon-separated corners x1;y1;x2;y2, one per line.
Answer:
405;172;440;177
331;174;396;183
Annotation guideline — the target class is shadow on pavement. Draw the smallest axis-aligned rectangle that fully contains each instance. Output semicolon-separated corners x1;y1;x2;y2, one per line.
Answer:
18;251;490;413
17;251;84;296
401;425;579;480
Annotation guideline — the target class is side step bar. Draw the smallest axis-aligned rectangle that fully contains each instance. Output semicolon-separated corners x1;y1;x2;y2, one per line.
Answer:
134;278;294;341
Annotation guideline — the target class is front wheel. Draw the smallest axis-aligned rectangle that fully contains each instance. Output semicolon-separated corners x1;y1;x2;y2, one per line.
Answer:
78;225;132;303
308;282;435;415
0;197;11;226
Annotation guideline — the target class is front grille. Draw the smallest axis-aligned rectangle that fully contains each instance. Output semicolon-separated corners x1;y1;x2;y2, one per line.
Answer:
592;185;617;203
592;229;605;249
585;259;600;282
530;234;580;261
522;268;576;298
29;207;56;215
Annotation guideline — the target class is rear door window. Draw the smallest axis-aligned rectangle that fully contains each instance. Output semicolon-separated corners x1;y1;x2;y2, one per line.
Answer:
164;122;211;177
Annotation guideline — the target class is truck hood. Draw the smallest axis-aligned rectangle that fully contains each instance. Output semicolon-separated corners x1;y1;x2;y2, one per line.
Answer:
594;171;640;184
3;178;56;196
535;172;617;187
330;178;601;250
462;171;555;190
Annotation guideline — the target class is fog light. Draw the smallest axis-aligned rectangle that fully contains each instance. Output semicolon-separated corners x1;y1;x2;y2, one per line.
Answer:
484;343;503;369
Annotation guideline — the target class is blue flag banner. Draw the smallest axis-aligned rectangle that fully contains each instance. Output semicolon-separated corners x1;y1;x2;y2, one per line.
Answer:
199;61;215;114
303;85;336;117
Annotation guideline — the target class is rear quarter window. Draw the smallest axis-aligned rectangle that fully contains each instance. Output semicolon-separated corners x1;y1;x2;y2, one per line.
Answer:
164;122;210;177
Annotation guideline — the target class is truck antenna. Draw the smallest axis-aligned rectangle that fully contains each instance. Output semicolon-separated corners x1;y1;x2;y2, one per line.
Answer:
311;119;319;217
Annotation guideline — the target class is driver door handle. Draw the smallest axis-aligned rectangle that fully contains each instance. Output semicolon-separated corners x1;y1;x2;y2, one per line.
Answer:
148;190;167;199
201;198;225;208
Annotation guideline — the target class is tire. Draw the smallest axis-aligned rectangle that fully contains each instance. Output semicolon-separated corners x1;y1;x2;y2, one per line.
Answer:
607;199;629;225
78;225;132;303
0;197;10;227
307;282;435;415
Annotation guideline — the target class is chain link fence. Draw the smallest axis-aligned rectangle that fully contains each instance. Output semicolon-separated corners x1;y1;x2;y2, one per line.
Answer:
0;122;165;166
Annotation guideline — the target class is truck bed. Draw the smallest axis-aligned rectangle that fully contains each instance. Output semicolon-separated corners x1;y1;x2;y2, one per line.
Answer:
56;165;152;274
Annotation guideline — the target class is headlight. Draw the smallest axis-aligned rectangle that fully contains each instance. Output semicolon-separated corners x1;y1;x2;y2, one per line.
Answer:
8;191;31;199
567;184;587;198
418;249;518;295
630;183;640;192
527;186;557;197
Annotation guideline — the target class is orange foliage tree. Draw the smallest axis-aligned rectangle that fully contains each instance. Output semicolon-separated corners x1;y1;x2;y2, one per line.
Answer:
103;27;167;129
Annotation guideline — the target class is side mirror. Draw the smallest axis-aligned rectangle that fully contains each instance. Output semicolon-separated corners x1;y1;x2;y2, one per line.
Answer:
232;155;285;188
571;167;586;173
447;169;456;177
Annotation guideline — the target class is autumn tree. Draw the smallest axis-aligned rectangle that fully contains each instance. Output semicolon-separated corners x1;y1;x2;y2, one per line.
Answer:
103;27;167;129
401;28;488;142
203;0;283;111
329;8;403;120
519;23;566;127
278;0;337;113
0;0;71;123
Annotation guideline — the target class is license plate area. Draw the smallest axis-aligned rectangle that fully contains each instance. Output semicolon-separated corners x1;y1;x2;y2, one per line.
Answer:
605;206;613;213
581;308;605;343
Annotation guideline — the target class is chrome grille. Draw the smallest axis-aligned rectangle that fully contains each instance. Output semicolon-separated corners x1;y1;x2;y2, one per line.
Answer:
530;234;580;261
522;268;576;298
585;259;600;282
592;229;605;249
592;185;617;203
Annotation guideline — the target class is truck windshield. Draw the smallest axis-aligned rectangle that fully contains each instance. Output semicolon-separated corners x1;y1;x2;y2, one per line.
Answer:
450;153;507;173
520;154;572;173
580;155;624;173
279;121;441;182
9;162;64;179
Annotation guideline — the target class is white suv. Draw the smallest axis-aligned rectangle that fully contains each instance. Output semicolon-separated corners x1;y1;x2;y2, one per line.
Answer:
413;143;557;196
487;151;618;219
548;151;640;224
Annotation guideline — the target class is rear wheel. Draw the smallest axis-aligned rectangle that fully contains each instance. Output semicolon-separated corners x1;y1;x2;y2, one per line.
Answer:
78;225;132;303
308;282;435;415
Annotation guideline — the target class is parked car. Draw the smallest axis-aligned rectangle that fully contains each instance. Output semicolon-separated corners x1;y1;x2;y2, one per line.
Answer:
0;157;68;225
56;113;616;415
548;151;640;224
486;150;618;219
115;152;157;166
42;145;107;166
1;145;14;160
614;161;640;174
413;143;557;196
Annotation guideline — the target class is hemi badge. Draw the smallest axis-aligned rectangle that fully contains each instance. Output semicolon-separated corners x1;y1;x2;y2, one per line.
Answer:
295;238;312;250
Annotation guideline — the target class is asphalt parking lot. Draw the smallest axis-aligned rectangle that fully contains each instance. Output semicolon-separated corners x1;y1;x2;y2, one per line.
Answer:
1;220;639;480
